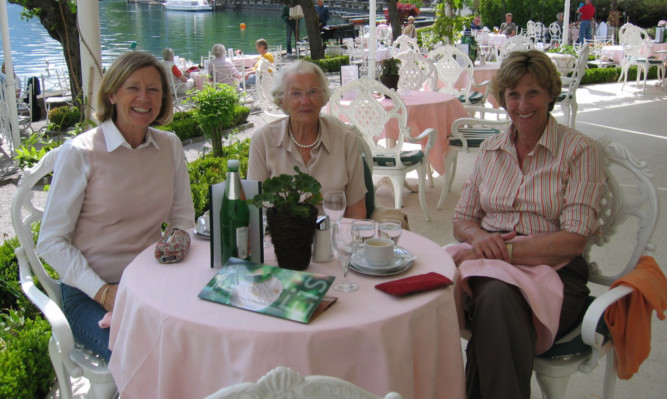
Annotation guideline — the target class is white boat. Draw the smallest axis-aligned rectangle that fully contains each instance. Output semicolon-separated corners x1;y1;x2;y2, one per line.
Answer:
163;0;213;12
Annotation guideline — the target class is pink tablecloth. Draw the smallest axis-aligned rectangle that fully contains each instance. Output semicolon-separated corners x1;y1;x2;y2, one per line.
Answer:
108;230;465;399
601;45;625;64
381;91;469;175
601;42;667;65
232;54;261;69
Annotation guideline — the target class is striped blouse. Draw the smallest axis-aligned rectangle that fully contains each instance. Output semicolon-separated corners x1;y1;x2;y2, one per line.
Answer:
453;116;606;236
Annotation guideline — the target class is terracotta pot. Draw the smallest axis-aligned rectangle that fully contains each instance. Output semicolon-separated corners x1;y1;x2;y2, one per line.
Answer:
266;206;318;271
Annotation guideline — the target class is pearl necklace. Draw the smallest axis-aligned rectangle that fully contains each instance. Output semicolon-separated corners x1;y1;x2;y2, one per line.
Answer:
288;120;321;149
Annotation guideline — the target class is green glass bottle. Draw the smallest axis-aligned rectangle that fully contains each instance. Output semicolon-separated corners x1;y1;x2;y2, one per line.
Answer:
221;159;250;263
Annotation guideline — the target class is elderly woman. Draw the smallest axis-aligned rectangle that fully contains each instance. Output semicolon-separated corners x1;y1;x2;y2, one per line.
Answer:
37;52;195;361
449;50;605;399
247;60;366;219
161;47;194;95
207;43;241;86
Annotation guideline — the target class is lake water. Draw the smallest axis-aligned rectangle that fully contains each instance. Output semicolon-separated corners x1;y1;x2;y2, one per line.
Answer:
1;0;344;82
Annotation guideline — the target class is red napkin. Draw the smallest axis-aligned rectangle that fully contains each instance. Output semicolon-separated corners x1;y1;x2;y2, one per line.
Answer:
375;272;453;297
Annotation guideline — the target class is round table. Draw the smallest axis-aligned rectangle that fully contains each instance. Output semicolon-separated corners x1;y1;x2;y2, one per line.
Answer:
109;229;465;399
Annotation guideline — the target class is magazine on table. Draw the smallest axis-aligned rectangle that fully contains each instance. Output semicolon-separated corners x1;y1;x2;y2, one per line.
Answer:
198;257;337;323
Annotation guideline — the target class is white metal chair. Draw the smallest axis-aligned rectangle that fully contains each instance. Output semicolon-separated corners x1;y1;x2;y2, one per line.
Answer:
618;23;665;93
456;138;659;399
548;22;562;47
395;50;438;92
438;106;511;208
41;69;73;123
329;76;436;222
532;138;660;399
556;44;590;128
160;60;193;111
498;34;534;62
391;34;420;57
205;366;403;399
10;147;118;399
17;83;33;134
254;59;286;123
427;45;486;105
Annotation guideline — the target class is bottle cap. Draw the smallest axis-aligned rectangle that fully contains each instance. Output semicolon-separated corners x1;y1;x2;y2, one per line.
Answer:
227;159;240;171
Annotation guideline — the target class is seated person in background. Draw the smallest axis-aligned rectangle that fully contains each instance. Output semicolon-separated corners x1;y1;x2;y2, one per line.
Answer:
1;61;21;98
245;38;275;86
448;50;606;399
402;16;417;38
469;16;483;33
248;60;366;220
161;47;194;95
500;12;517;36
207;43;241;86
595;17;608;39
37;51;196;361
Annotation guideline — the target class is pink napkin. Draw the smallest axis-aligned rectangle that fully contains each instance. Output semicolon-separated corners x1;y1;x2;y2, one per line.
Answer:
375;272;453;297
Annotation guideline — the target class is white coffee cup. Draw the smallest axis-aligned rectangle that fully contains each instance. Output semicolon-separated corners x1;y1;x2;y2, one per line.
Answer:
364;238;394;267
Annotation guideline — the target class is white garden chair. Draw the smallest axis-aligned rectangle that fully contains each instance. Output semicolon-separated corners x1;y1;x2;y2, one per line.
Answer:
11;146;118;399
618;23;665;93
329;76;436;222
556;44;590;128
498;34;534;62
391;34;420;57
395;50;438;92
427;45;486;105
205;366;402;399
254;59;286;123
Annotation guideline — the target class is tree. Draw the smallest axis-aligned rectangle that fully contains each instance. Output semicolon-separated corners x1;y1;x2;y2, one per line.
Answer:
9;0;82;102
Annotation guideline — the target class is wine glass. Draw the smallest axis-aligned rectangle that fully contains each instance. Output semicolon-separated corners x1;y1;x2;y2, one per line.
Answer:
332;221;359;292
352;219;376;244
378;220;402;245
323;191;346;225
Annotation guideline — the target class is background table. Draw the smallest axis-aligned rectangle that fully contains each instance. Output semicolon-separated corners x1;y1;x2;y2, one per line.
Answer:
381;91;469;175
109;230;465;399
546;52;577;75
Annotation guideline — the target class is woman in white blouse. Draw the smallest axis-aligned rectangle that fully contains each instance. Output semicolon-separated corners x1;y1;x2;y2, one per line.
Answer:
37;52;195;361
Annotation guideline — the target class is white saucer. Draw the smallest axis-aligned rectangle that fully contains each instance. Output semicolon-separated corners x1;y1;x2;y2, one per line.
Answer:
350;246;415;276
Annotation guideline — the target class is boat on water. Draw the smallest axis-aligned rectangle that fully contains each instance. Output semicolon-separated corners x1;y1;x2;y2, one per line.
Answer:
163;0;213;12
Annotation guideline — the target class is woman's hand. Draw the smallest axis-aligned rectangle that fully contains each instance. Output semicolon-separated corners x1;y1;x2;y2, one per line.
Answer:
470;230;516;262
95;283;119;312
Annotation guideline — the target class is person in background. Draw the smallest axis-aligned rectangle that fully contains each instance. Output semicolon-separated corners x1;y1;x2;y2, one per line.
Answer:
449;50;605;399
207;43;241;86
470;16;483;32
36;51;195;362
281;5;297;55
500;13;517;36
578;0;595;43
595;17;608;39
248;60;366;219
402;16;417;38
315;0;330;29
1;61;21;98
556;12;564;29
245;38;275;85
161;47;194;95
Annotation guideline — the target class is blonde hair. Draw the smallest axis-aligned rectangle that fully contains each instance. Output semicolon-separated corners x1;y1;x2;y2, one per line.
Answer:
256;38;269;51
489;50;562;111
95;51;174;125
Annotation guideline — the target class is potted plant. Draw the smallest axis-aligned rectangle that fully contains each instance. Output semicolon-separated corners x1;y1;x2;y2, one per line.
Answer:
249;167;322;271
190;83;240;157
380;57;401;91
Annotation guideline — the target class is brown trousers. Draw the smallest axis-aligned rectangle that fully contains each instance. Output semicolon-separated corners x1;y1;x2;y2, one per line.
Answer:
463;256;590;399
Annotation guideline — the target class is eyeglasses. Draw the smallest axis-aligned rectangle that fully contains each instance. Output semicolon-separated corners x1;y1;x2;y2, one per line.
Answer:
286;88;324;101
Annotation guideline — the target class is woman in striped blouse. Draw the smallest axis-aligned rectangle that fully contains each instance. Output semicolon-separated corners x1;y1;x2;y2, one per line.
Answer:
450;50;606;399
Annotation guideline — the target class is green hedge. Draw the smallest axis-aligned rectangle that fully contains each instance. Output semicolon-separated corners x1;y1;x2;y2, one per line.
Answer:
581;65;661;85
187;138;250;218
155;105;250;142
0;314;54;399
303;55;350;72
47;105;81;131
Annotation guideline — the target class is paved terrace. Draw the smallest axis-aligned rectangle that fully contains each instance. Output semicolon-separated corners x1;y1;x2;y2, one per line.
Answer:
1;67;665;397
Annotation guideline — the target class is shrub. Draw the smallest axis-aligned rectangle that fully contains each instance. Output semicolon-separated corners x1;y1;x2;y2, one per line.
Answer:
155;105;249;142
581;65;660;85
0;237;21;311
187;139;250;218
47;105;81;131
303;55;350;72
190;84;241;157
0;312;54;399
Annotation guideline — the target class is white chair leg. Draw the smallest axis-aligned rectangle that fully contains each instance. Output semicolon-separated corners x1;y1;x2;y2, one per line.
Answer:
437;150;458;210
602;350;618;399
560;102;571;127
417;165;432;222
49;338;74;399
388;175;405;209
570;101;578;128
535;372;571;399
426;163;435;187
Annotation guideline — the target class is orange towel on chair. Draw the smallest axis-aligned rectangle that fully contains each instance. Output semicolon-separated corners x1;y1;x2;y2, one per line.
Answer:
604;256;667;379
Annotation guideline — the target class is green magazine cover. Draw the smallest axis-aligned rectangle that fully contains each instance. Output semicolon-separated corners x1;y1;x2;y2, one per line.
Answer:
198;257;336;323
